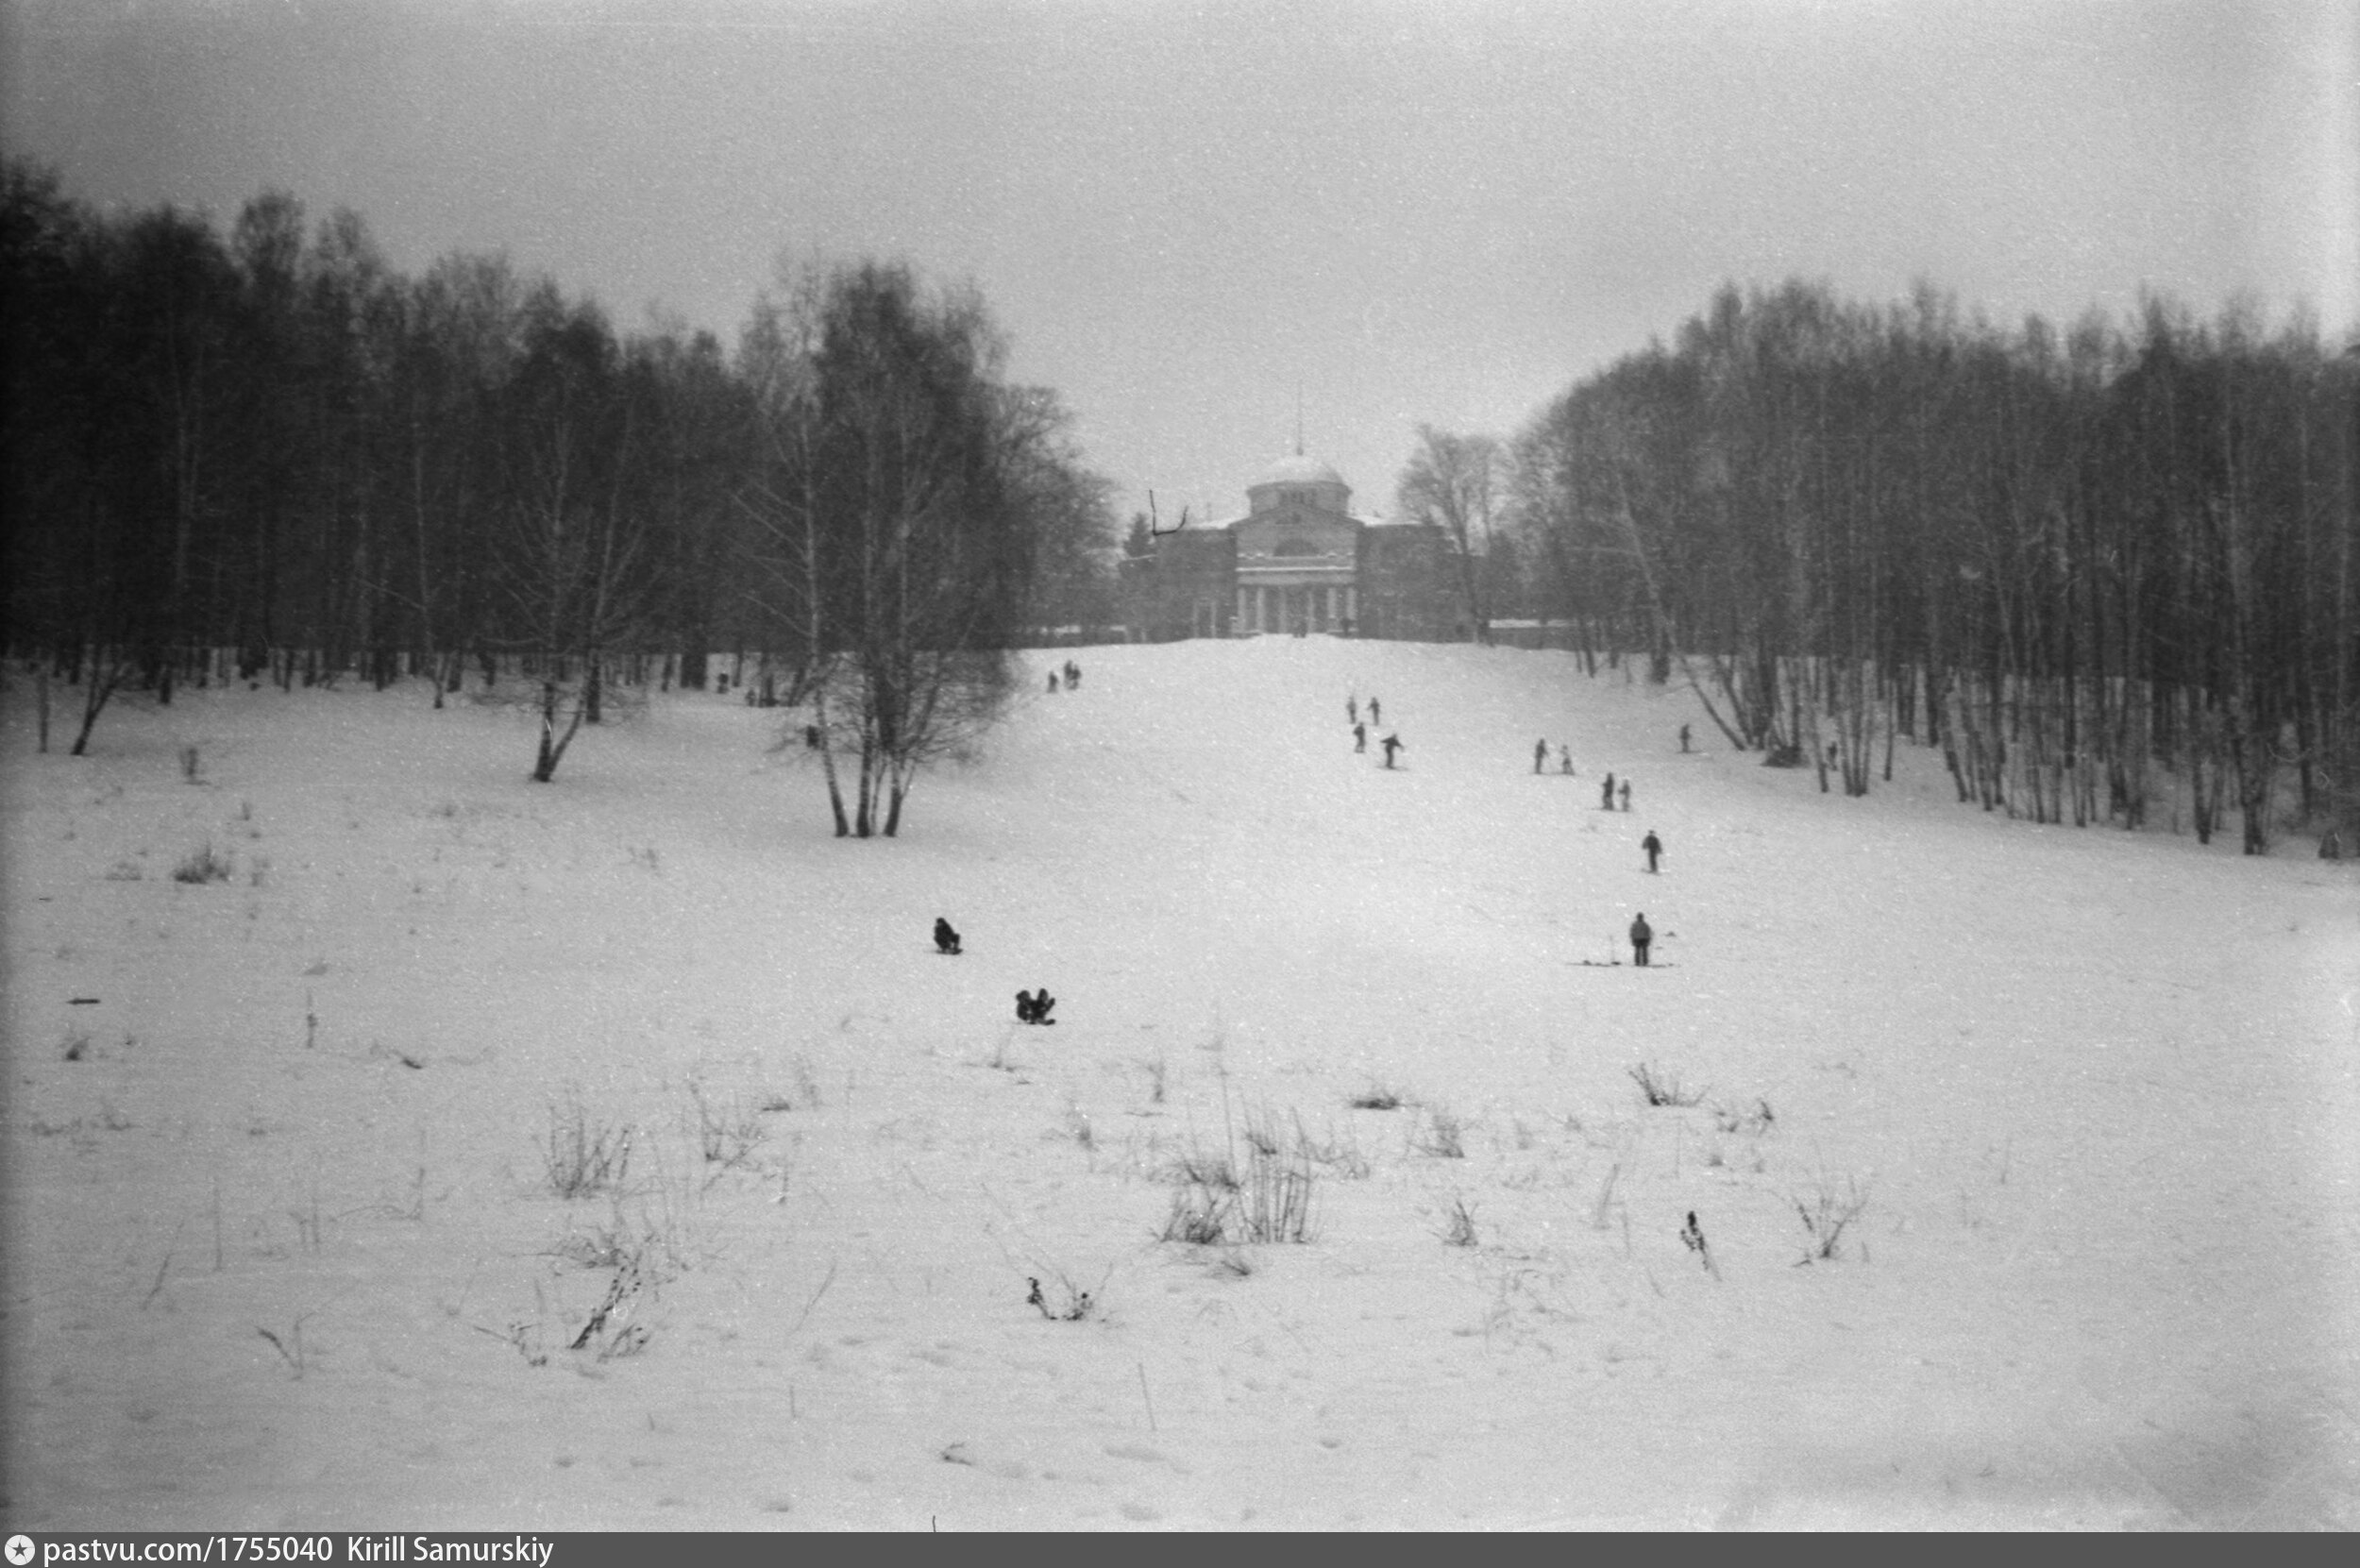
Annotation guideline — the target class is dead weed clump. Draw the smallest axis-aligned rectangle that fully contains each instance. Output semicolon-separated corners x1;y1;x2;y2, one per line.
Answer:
544;1088;635;1201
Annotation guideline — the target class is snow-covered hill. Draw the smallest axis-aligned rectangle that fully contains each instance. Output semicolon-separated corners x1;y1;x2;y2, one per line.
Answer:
4;639;2353;1528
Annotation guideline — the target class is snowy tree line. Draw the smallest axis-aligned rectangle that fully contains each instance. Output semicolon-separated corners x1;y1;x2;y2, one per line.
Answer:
1408;281;2359;852
0;164;1119;828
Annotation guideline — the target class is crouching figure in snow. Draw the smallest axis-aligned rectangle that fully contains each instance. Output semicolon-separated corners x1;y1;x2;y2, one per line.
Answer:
934;917;963;955
1016;988;1058;1025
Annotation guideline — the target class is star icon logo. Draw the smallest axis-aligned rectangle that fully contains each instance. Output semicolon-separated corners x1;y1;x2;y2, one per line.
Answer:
5;1534;34;1566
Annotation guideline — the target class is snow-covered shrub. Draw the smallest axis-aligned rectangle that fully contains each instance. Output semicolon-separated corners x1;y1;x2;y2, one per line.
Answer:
1627;1061;1706;1107
1413;1105;1466;1158
1793;1172;1870;1263
544;1088;634;1200
172;842;233;884
1437;1195;1479;1247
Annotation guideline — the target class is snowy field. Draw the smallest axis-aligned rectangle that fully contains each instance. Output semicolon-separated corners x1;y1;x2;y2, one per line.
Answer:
3;638;2354;1530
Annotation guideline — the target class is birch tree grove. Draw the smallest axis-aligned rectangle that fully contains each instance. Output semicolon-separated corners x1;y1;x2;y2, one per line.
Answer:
4;166;1118;812
1507;280;2359;852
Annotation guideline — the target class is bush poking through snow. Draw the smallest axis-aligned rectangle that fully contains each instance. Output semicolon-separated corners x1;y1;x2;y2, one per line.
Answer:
1160;1105;1316;1247
1712;1097;1776;1135
1413;1105;1467;1158
1627;1062;1706;1107
686;1080;766;1182
1025;1274;1095;1322
544;1089;634;1200
172;842;233;885
1438;1195;1479;1247
1793;1173;1871;1263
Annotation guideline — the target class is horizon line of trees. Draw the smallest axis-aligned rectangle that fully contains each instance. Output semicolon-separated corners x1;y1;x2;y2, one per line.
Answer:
1;162;1121;831
1404;279;2358;853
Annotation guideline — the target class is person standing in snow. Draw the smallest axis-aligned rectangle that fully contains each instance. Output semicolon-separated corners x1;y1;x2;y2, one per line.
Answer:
1348;696;1358;725
1559;745;1573;775
1534;738;1549;774
1643;830;1662;873
1047;671;1059;693
1370;697;1381;725
1601;771;1616;810
1679;723;1693;753
1619;779;1632;812
1353;720;1367;754
1628;912;1653;967
1380;733;1404;768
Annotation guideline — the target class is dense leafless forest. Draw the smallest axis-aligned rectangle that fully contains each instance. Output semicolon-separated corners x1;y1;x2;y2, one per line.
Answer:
0;164;1119;830
7;163;2352;851
1499;282;2359;851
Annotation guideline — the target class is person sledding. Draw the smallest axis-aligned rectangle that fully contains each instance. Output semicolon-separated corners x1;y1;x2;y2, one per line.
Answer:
933;917;963;955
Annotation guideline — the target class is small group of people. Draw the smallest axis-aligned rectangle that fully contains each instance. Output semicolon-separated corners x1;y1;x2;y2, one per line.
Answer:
936;915;1061;1021
1601;771;1631;811
1346;694;1402;767
1532;739;1575;775
1046;659;1084;694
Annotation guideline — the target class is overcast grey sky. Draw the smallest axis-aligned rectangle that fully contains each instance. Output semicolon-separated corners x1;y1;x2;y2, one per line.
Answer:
6;0;2353;524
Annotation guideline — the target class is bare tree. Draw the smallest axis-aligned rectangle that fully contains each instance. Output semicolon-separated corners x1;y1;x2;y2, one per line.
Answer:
1397;425;1504;643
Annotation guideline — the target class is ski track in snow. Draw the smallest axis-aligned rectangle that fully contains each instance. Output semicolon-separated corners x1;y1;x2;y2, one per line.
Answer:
4;639;2356;1529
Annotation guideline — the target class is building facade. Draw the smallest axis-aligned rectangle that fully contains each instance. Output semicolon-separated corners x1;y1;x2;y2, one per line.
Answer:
1123;453;1458;641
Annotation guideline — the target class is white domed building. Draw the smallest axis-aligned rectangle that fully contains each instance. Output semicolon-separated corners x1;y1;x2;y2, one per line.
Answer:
1124;450;1457;641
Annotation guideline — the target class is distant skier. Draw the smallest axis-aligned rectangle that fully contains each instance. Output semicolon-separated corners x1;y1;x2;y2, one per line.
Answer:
1534;738;1549;774
934;918;963;955
1369;697;1381;725
1559;745;1573;775
1347;696;1358;725
1629;912;1653;967
1380;733;1404;769
1643;830;1662;873
1353;720;1367;754
1601;771;1616;810
1619;779;1632;812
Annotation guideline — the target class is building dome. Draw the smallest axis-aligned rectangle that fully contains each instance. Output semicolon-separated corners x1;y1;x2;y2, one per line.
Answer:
1254;452;1345;489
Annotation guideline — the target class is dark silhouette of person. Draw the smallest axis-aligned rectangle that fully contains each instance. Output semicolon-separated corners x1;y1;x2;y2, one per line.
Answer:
1535;738;1548;774
1643;831;1662;873
1629;912;1653;967
1347;696;1358;725
1559;745;1572;775
1601;771;1616;810
1015;989;1036;1022
934;918;962;955
1619;779;1632;812
1380;733;1404;768
1353;721;1367;753
1679;723;1693;753
804;724;822;750
1018;987;1056;1025
1047;671;1059;693
1369;697;1381;725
